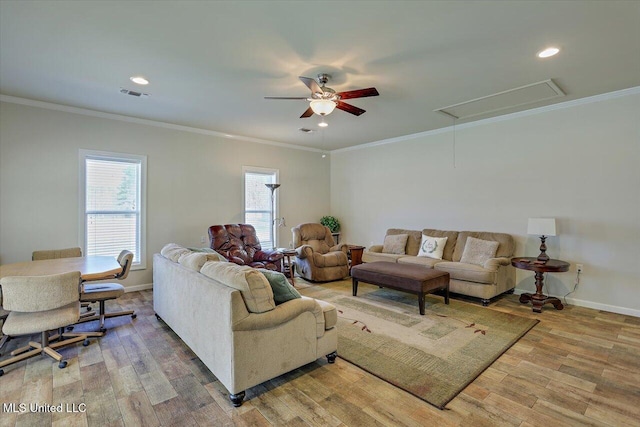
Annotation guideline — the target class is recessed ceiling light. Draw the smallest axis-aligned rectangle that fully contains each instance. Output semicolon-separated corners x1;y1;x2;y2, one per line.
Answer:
318;120;328;128
130;76;149;85
537;47;560;58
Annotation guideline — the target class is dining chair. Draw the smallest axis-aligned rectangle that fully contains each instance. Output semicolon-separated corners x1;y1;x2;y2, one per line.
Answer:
76;250;137;332
0;271;101;376
32;247;82;261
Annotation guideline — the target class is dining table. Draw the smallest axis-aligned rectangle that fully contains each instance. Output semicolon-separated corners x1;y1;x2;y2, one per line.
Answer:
0;256;122;282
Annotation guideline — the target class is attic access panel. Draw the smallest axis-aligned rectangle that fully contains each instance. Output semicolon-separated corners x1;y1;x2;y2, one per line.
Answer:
435;79;565;120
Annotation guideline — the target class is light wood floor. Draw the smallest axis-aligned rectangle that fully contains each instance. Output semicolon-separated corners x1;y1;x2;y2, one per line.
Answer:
0;285;639;427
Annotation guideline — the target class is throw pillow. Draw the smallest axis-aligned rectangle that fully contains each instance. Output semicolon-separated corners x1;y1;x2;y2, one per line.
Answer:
187;247;228;262
258;269;301;305
417;235;448;259
382;234;409;254
178;252;225;271
459;237;500;266
160;243;191;262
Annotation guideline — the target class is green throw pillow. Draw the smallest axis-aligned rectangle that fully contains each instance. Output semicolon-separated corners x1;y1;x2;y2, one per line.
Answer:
258;269;301;305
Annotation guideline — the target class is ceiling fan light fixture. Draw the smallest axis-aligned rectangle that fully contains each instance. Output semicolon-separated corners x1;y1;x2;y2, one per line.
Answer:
310;99;336;116
537;47;560;58
130;76;149;85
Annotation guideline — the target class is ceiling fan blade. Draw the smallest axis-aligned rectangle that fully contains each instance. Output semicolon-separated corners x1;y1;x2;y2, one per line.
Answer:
336;101;366;116
337;87;379;100
300;107;314;118
299;76;324;95
264;96;308;100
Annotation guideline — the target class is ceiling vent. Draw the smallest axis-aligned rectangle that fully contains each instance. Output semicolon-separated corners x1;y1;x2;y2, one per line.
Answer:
299;128;315;133
120;88;150;98
434;79;565;120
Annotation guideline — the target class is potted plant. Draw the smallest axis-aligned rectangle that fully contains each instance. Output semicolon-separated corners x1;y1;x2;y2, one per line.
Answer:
320;216;340;233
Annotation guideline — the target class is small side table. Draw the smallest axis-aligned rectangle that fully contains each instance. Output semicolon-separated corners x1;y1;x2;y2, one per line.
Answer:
511;257;570;313
348;245;366;272
279;249;297;286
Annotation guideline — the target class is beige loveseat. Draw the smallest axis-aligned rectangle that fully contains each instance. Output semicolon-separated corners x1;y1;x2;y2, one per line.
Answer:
363;229;515;306
153;245;338;407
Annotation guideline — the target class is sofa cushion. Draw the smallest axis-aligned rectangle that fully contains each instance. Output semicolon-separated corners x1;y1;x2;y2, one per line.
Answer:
382;234;409;254
459;237;500;266
258;269;301;305
201;261;275;313
397;256;440;268
417;235;448;259
312;251;348;267
434;261;497;284
453;231;514;261
161;243;191;262
386;229;422;256
362;251;404;263
422;229;458;261
178;252;226;271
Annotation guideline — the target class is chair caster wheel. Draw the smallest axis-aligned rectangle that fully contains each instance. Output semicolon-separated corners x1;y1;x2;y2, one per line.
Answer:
66;326;74;331
99;328;107;334
58;361;67;369
87;306;92;311
131;314;137;319
83;339;90;346
0;369;4;376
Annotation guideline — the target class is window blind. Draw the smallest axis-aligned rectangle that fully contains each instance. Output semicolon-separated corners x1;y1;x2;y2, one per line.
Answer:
244;170;276;249
85;157;141;263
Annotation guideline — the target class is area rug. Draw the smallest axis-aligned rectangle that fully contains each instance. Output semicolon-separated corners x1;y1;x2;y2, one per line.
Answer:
297;279;538;409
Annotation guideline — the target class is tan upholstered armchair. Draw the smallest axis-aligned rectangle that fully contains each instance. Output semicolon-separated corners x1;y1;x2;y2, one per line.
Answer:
292;223;349;282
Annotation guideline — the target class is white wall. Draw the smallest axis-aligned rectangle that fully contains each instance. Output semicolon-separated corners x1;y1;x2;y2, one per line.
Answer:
0;101;330;287
331;90;640;315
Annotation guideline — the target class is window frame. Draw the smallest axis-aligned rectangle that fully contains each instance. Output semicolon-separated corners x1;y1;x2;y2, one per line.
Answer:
79;149;147;270
242;166;279;249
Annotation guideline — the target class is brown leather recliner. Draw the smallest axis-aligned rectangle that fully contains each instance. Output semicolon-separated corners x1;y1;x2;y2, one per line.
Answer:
292;223;349;282
208;224;283;272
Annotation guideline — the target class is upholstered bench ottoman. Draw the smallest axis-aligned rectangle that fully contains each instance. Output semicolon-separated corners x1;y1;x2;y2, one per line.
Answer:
351;261;449;315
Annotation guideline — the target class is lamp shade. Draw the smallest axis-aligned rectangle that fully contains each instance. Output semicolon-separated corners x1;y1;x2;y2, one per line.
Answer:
310;99;336;116
527;218;556;236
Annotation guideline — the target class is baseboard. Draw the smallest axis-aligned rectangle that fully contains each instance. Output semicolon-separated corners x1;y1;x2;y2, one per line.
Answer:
124;283;153;293
513;288;640;318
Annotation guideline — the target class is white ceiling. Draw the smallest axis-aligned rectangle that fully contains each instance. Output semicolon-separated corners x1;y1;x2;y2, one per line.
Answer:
1;1;639;151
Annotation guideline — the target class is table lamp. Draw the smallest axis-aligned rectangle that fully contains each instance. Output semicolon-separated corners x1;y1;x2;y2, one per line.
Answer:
527;218;556;263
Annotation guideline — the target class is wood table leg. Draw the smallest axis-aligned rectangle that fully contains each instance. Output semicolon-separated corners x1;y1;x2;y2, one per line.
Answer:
352;278;359;296
519;270;564;312
418;292;425;315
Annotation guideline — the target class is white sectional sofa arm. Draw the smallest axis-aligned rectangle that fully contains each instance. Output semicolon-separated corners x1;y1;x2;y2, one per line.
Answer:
233;296;326;337
483;257;512;270
368;244;383;253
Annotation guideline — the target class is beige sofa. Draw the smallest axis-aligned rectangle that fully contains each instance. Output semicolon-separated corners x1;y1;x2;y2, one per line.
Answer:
363;229;515;306
153;245;338;407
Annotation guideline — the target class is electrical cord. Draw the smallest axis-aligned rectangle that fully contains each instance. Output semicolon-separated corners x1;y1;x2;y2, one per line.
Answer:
563;270;581;306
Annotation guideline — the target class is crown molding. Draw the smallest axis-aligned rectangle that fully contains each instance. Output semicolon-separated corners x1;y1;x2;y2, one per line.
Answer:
332;86;640;154
0;95;325;153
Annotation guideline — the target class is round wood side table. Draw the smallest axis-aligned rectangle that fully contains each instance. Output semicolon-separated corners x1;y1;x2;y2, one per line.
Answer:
511;257;570;313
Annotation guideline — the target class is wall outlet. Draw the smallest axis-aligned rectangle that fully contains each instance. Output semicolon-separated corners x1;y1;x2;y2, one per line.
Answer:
576;264;583;273
200;235;206;244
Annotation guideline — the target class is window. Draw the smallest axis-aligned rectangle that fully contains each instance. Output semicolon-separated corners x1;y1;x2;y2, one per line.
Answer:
243;167;278;249
80;150;146;269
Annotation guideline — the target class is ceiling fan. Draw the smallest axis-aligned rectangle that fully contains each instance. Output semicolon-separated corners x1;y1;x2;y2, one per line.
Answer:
265;73;379;118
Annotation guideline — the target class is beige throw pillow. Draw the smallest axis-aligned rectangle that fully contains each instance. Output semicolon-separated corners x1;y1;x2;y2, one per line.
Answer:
460;237;500;266
382;234;409;254
178;252;225;271
200;261;275;313
160;243;191;262
417;235;448;259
